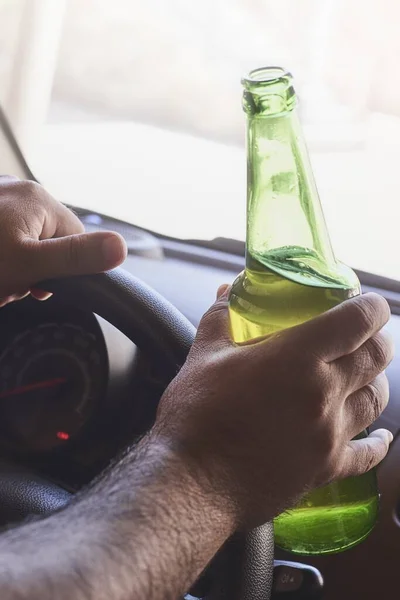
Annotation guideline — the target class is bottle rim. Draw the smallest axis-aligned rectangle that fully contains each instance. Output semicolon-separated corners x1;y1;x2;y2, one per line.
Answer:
242;66;292;87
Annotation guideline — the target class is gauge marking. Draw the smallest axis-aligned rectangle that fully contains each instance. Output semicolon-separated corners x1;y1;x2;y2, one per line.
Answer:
0;377;66;399
0;323;106;453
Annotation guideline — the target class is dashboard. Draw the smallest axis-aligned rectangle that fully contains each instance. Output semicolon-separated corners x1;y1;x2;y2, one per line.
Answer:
0;213;400;599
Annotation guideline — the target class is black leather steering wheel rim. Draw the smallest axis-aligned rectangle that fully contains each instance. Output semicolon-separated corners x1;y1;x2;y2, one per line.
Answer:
0;267;274;599
45;268;196;371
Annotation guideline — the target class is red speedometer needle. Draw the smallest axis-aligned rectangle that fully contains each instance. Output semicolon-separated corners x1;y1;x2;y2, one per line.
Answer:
0;377;67;399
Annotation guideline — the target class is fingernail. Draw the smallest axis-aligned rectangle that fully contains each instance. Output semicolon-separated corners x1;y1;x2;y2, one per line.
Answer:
388;430;394;444
102;234;125;266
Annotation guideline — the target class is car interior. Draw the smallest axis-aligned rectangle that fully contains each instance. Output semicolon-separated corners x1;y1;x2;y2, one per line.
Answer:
1;2;400;599
1;101;400;600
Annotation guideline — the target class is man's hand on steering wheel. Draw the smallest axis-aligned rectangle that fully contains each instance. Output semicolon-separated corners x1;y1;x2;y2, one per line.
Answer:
0;176;127;307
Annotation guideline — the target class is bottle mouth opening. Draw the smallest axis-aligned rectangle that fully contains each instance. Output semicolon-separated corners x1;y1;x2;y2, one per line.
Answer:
241;66;296;116
243;66;291;85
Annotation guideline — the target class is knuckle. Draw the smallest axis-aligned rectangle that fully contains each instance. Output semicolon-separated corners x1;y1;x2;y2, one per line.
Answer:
365;332;394;371
303;360;332;417
17;180;41;199
350;295;378;334
353;294;390;332
0;179;45;209
363;387;382;423
365;378;389;420
350;387;380;429
12;181;46;216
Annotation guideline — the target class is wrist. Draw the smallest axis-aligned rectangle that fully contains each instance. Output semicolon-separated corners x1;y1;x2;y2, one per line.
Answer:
113;431;239;598
148;428;240;533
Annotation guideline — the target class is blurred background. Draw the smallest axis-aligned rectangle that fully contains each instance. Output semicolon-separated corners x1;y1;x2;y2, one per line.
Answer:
0;0;399;279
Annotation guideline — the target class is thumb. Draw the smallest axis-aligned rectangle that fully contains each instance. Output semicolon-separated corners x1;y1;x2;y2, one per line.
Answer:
194;284;233;351
23;231;127;282
216;283;231;300
340;429;393;480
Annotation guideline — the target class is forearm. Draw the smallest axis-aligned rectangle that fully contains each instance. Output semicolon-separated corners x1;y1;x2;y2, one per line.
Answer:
0;435;235;600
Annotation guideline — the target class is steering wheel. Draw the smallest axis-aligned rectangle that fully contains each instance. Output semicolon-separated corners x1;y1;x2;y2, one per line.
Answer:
0;268;274;600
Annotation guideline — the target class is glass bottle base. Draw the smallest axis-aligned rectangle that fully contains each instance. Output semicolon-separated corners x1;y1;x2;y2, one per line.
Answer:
274;496;378;556
275;526;375;556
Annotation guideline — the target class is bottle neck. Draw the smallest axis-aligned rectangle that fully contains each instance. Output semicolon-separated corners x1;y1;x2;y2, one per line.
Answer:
245;105;338;282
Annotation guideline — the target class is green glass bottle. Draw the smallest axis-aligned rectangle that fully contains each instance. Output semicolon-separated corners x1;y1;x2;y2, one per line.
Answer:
229;67;379;555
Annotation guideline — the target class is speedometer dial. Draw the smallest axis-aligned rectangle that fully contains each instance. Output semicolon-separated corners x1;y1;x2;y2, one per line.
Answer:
0;323;106;453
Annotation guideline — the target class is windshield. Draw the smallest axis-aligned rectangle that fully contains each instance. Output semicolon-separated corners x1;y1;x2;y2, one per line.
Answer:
0;1;399;280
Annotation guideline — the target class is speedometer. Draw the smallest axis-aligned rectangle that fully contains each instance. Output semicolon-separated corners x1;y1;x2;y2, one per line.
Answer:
0;323;107;454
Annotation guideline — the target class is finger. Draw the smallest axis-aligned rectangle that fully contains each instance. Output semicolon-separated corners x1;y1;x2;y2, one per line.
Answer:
335;328;394;393
21;231;127;282
30;288;53;301
216;284;231;300
339;429;393;479
294;293;391;362
0;291;30;308
0;296;15;308
194;294;233;351
344;373;390;438
0;298;13;308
